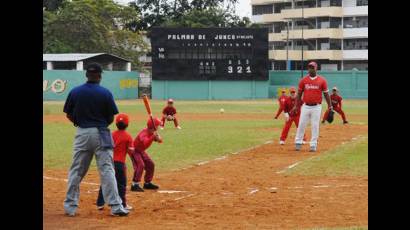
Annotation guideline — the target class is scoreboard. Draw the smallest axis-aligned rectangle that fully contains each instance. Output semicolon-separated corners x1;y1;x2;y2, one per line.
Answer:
150;27;269;81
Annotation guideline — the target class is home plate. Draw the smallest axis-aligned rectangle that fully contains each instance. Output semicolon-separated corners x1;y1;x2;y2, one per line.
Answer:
157;190;187;194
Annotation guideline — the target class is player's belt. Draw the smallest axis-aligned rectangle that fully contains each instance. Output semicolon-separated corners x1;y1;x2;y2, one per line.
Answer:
305;103;320;106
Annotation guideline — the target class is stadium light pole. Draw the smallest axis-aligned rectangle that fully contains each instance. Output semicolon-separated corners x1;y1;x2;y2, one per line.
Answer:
286;20;289;71
301;0;305;78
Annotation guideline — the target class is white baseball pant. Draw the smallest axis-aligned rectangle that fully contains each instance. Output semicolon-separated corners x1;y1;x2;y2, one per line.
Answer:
295;104;322;147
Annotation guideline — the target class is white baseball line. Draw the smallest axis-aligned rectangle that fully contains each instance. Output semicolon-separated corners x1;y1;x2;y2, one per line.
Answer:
43;176;99;186
248;189;259;195
157;190;187;194
174;193;196;201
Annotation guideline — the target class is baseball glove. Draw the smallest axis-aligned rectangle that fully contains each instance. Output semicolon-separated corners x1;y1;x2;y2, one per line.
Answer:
166;115;174;121
326;109;335;123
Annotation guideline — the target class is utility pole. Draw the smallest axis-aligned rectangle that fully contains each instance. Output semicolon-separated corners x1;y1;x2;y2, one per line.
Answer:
286;20;290;70
301;0;305;78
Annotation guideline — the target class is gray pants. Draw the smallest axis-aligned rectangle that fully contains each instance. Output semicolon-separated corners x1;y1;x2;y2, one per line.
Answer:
64;127;124;215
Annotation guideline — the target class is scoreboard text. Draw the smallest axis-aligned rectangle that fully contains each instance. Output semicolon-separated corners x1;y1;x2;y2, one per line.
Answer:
151;28;269;81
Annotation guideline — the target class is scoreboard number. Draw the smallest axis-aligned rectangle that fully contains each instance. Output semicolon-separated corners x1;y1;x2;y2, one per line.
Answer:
237;66;243;73
246;66;251;73
228;66;233;73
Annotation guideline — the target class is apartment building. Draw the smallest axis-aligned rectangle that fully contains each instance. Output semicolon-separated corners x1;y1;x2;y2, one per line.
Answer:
251;0;368;70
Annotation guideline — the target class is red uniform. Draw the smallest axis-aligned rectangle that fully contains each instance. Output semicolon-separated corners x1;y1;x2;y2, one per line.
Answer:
161;106;179;127
322;94;347;122
274;95;288;119
130;128;157;183
280;97;306;142
112;130;133;163
298;75;328;104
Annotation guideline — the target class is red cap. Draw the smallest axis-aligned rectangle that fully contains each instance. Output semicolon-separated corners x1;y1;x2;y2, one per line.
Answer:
147;117;162;129
289;87;296;93
307;61;318;70
115;113;129;126
167;98;174;103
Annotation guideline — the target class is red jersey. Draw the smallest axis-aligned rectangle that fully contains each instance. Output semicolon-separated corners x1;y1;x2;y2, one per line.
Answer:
112;130;133;163
275;95;288;118
330;94;342;108
298;75;328;104
283;97;301;116
162;106;177;116
133;128;156;152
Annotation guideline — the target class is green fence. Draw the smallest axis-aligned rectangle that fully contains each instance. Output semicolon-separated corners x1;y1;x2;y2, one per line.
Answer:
268;70;368;99
43;70;139;101
152;80;269;100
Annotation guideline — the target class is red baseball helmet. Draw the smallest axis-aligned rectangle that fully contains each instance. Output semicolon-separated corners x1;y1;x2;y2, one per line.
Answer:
289;87;296;93
307;61;318;70
167;98;174;103
147;117;162;129
115;113;129;126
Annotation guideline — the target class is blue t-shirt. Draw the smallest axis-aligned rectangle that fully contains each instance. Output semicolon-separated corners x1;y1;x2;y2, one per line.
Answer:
63;82;119;128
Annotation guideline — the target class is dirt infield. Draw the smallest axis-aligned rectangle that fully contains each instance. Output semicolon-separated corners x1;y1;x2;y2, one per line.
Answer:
43;124;368;229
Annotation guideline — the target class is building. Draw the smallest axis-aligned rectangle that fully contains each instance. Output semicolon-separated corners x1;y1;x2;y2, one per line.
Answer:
251;0;368;70
43;53;132;71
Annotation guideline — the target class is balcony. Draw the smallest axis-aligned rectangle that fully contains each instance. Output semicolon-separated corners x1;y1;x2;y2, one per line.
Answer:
343;6;368;17
282;7;343;19
343;50;368;60
288;28;343;39
251;0;291;4
252;13;284;23
343;28;368;39
269;50;342;60
269;33;286;41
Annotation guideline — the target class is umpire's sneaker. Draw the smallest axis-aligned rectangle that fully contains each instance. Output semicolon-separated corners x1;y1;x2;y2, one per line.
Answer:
309;146;317;152
295;143;302;151
131;183;144;192
144;182;159;190
111;207;129;217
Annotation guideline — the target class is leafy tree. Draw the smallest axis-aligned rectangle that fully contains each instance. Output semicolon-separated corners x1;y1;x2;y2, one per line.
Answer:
43;0;148;70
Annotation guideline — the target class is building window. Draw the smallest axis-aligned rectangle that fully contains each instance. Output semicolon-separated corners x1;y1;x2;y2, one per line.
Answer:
330;0;342;7
273;22;286;33
270;41;286;50
357;0;368;6
260;24;274;33
252;5;273;15
330;39;342;50
343;16;368;28
273;2;292;13
343;39;368;50
295;0;316;9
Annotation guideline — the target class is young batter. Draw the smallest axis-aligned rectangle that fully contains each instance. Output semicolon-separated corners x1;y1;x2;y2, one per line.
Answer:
129;118;163;192
96;113;134;210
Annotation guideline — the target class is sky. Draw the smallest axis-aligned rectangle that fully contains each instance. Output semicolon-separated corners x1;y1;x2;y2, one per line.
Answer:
114;0;252;18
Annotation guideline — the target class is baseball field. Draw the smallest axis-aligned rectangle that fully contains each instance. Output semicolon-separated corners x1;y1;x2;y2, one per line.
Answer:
43;99;368;229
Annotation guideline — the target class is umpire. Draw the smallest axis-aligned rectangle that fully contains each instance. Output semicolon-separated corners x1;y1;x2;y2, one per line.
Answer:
63;63;129;217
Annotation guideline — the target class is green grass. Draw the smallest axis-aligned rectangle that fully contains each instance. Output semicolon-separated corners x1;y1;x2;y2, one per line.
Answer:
43;99;368;171
286;135;368;176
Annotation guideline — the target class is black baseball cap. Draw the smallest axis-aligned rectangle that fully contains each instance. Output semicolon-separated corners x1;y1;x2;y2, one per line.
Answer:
86;63;103;73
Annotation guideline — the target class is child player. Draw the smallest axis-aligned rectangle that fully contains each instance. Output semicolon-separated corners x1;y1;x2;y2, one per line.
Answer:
274;89;288;119
96;113;134;210
160;98;181;130
129;118;163;192
322;87;348;124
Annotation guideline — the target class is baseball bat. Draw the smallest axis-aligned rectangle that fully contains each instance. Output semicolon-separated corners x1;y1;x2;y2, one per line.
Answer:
142;94;157;131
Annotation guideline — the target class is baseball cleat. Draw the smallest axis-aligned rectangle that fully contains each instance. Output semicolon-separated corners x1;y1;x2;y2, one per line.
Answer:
302;141;307;145
309;146;317;152
125;205;133;210
279;140;285;145
343;121;348;124
130;184;144;192
295;143;302;151
176;126;182;130
143;182;159;190
159;126;164;130
321;121;325;124
97;205;104;210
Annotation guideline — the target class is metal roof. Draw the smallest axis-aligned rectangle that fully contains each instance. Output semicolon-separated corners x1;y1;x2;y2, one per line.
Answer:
43;53;130;62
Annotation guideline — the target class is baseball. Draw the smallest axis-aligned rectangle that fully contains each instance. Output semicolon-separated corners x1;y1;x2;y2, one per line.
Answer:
220;108;224;113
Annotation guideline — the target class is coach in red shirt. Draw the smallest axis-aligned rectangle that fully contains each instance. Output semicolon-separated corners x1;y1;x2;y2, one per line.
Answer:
291;61;333;152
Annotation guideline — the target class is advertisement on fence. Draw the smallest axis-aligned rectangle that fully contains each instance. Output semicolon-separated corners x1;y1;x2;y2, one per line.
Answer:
43;70;139;101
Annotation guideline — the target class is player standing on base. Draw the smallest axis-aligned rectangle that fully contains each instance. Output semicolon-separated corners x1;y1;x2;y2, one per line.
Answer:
322;87;348;124
291;61;333;152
